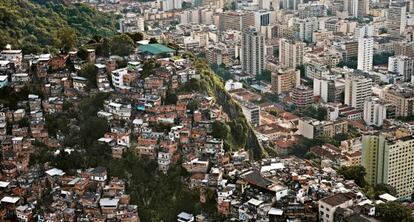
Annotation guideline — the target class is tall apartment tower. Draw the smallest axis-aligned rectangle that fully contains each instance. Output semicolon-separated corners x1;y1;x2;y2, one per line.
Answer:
387;4;407;37
241;27;265;77
278;38;305;69
219;11;254;32
357;25;373;72
362;131;414;198
388;55;414;82
363;98;387;127
358;0;369;17
344;74;372;109
344;0;359;17
294;17;319;42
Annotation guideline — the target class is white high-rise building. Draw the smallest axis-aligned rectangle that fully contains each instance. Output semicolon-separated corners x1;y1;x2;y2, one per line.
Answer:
354;25;374;38
357;37;373;72
294;17;318;42
363;97;387;127
253;10;271;31
344;0;358;17
279;38;305;69
241;27;265;77
161;0;182;11
388;55;414;82
356;25;373;72
137;17;145;32
344;74;372;109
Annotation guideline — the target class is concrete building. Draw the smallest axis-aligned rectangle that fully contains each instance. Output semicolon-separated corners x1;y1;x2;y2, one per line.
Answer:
253;10;271;30
0;49;22;68
271;68;300;94
319;193;354;222
387;4;407;37
314;78;345;103
344;74;372;109
388;56;414;82
342;40;358;60
357;37;373;72
219;11;254;32
383;86;414;117
291;85;313;108
344;0;369;17
294;17;318;42
363;97;390;127
279;38;305;69
305;62;329;79
161;0;182;11
240;102;261;126
206;43;230;66
298;117;348;139
241;27;265;77
357;0;369;17
362;131;414;198
394;41;414;57
344;0;358;17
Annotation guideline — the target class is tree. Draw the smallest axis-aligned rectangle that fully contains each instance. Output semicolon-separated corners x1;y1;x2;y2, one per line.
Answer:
164;89;178;105
187;100;200;113
78;63;98;89
376;202;414;222
337;56;357;69
182;2;192;9
179;78;204;93
229;119;248;147
373;52;393;65
294;105;327;121
290;137;324;157
269;110;278;117
77;47;89;60
257;69;271;82
373;184;397;197
297;65;306;78
55;27;77;53
212;121;230;140
337;165;366;187
95;37;111;57
141;59;156;79
126;32;144;42
149;37;158;44
210;63;231;80
110;34;134;56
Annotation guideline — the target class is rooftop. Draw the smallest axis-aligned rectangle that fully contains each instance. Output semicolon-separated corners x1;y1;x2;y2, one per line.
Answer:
138;44;174;55
320;193;353;206
45;168;65;177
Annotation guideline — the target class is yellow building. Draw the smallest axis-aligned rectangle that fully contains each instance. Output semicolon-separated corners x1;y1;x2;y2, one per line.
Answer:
362;130;414;198
271;68;300;94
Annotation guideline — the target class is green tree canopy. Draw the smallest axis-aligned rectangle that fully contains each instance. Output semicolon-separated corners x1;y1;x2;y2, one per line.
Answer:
78;63;98;89
294;105;327;121
126;32;144;42
149;37;158;44
212;121;230;140
55;27;77;53
337;165;366;187
257;69;271;82
376;202;414;222
110;34;135;56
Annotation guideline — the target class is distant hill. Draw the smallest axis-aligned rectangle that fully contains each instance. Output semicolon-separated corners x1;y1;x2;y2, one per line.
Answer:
0;0;117;53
